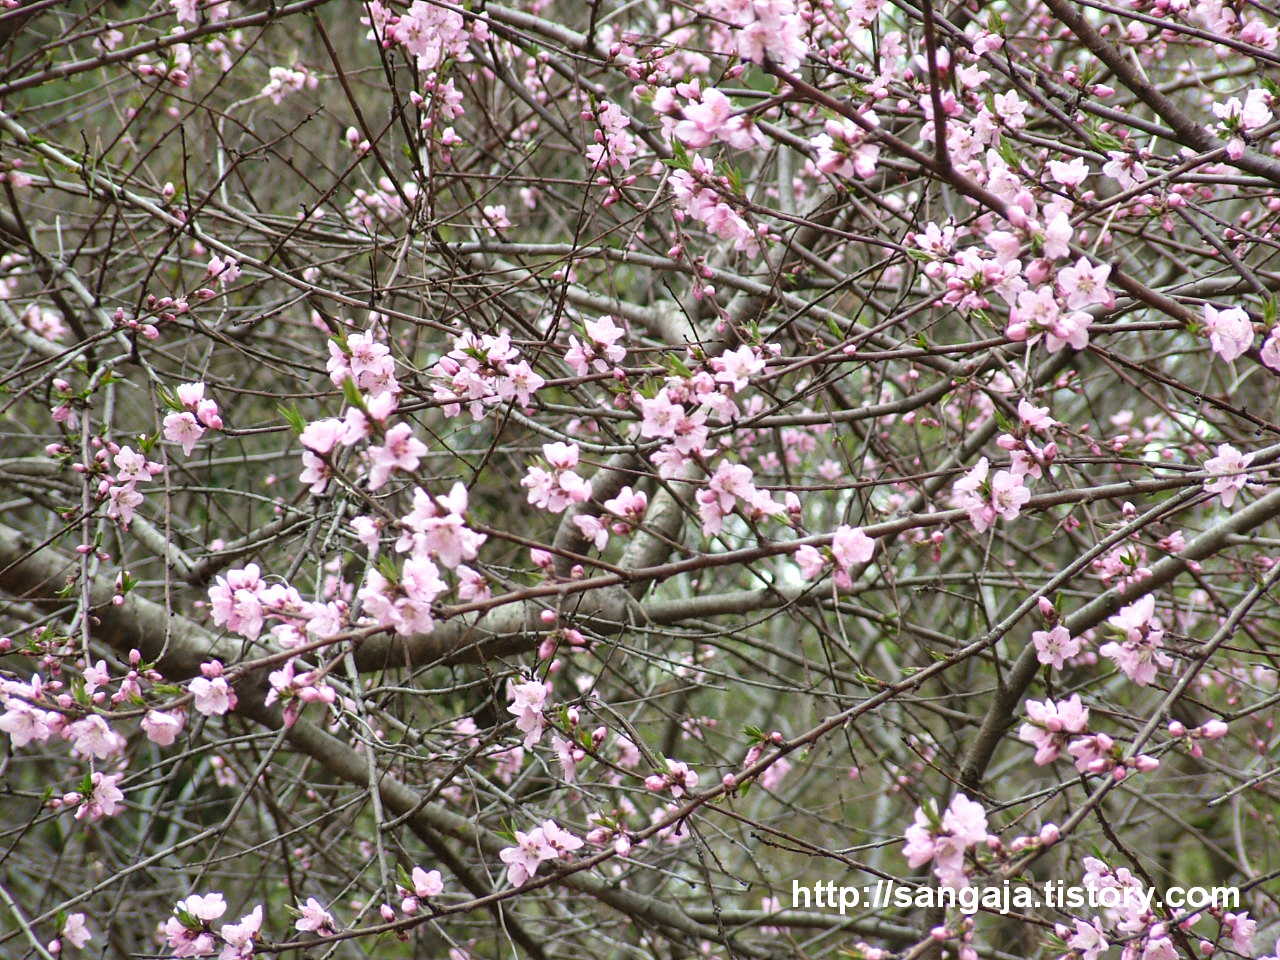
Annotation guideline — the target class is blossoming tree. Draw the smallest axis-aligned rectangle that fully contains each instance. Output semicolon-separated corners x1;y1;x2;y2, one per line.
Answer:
2;0;1280;958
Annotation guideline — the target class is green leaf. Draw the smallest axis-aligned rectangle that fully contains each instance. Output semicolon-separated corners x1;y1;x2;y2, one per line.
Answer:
663;140;691;171
995;134;1020;169
278;403;307;435
157;385;184;412
725;163;744;196
340;376;367;411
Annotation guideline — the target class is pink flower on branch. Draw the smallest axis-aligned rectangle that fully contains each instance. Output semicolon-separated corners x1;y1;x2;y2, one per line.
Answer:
294;897;336;936
1202;304;1254;362
901;792;989;888
1203;442;1254;508
499;820;583;887
522;442;592;513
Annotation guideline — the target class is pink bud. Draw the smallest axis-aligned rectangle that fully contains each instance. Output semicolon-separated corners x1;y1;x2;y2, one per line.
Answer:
1167;720;1187;737
1026;258;1051;285
539;609;556;624
722;773;737;790
380;903;396;922
1198;719;1228;739
196;399;222;429
1039;823;1060;844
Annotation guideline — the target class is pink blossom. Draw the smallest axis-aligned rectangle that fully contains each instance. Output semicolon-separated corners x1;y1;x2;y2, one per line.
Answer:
902;793;988;886
358;556;444;636
456;565;491;602
1067;917;1109;960
106;483;144;527
1199;719;1229;739
195;398;222;430
176;382;206;407
1016;398;1056;432
74;771;124;821
206;254;240;286
674;87;735;149
1056;257;1114;311
114;446;152;484
143;709;186;746
566;315;627;375
209;565;266;640
396;483;486;568
181;893;227;923
1202;304;1254;362
190;676;236;716
500;826;558;887
759;756;792;792
412;866;443;898
219;905;263;959
367;422;427;489
1099;594;1173;685
640;389;683;439
1102;150;1147;189
1038;211;1072;260
60;913;91;949
573;514;609;550
831;525;875;568
1045;308;1092;353
989;470;1030;521
299;418;346;455
541;818;584;857
794;543;826;579
1031;625;1081;670
1203;442;1254;508
1047;156;1090;187
603;485;647;532
1018;694;1089;764
1222;911;1257;954
733;0;808;72
294;897;336;936
164;412;205;455
522;442;592;513
953;457;995;532
1261;328;1280;371
0;681;59;746
585;100;638;171
68;713;127;759
507;678;549;748
711;344;765;392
